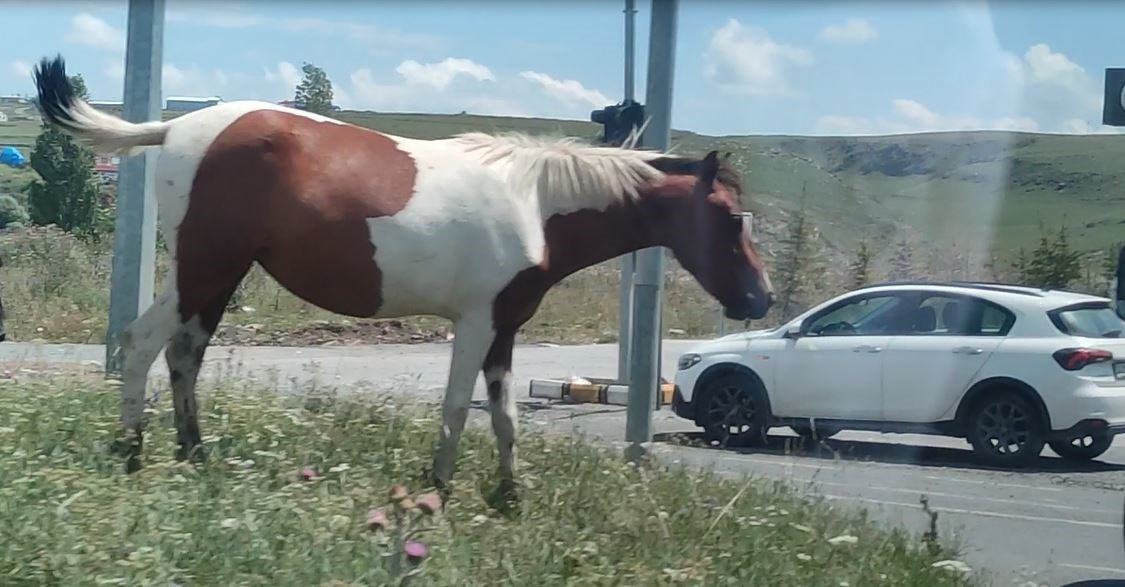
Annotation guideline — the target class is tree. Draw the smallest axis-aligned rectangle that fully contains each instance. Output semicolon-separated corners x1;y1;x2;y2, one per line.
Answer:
772;184;828;320
295;62;334;115
848;238;873;288
26;74;105;240
1021;223;1083;289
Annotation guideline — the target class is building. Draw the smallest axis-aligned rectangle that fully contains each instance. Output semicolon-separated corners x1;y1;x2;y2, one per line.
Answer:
89;100;124;111
166;96;223;112
93;154;119;187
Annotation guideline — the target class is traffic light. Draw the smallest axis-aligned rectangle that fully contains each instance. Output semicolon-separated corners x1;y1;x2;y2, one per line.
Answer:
1102;68;1125;126
591;99;645;146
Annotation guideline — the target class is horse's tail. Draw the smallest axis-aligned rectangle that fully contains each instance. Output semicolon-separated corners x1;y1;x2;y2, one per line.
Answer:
33;55;169;155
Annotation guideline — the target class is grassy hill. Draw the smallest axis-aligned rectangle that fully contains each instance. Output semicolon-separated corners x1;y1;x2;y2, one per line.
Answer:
4;102;1124;258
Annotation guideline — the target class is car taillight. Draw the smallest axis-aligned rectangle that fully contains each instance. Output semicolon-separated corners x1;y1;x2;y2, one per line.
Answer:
1053;348;1114;371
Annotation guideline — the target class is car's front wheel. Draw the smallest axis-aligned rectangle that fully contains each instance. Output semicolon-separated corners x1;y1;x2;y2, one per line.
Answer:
1048;433;1113;462
698;372;771;448
966;389;1046;468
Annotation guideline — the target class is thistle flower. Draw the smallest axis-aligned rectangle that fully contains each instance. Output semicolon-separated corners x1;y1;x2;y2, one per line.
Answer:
415;492;442;515
404;540;428;564
366;508;389;532
389;484;409;502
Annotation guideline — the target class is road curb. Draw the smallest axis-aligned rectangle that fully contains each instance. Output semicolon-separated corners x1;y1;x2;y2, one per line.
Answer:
529;377;674;407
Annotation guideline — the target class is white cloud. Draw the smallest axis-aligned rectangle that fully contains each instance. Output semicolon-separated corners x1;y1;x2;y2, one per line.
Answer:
1008;43;1102;124
65;13;125;54
814;98;1040;135
518;71;609;108
9;61;31;79
397;58;494;91
704;19;813;97
264;61;302;92
161;64;241;97
819;18;877;44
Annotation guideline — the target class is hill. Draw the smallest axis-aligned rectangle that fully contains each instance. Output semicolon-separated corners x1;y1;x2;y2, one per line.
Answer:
3;101;1124;262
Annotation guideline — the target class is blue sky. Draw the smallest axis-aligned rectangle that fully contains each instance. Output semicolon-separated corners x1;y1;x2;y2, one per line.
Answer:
1;0;1121;136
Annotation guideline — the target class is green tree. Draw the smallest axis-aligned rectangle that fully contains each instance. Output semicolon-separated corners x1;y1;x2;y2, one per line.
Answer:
1022;224;1082;289
849;238;873;288
295;62;334;115
26;74;105;240
772;184;828;320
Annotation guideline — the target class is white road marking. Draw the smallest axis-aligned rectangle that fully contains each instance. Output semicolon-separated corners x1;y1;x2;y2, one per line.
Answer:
805;479;1107;514
822;494;1122;530
1057;562;1125;574
924;475;1064;493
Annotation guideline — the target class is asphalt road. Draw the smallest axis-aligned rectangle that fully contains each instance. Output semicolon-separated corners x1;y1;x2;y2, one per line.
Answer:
3;339;1125;587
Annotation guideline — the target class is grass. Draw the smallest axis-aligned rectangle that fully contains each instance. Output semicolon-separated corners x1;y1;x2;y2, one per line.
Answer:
0;225;759;346
0;371;981;586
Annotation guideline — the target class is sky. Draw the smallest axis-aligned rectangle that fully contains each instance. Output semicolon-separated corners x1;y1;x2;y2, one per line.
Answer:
0;0;1122;137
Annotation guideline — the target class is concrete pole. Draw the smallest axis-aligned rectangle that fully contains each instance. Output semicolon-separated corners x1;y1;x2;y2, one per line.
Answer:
105;0;164;377
625;0;677;464
617;0;638;384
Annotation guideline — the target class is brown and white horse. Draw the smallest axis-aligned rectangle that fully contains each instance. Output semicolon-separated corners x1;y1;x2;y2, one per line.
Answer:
33;55;773;491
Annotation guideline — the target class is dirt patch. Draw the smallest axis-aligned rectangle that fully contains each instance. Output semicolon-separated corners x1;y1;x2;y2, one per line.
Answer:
211;319;452;347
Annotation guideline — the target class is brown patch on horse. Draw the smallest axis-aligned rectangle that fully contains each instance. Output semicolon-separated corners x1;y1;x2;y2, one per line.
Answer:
176;109;418;323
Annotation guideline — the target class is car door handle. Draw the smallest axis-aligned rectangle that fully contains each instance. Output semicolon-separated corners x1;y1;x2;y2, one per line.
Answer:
853;345;882;353
953;346;984;355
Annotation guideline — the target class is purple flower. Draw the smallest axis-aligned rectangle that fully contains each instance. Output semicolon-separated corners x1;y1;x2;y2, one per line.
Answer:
366;508;389;532
404;540;429;564
415;493;443;515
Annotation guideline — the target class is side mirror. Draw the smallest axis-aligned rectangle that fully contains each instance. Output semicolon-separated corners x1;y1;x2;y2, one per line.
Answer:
783;322;802;339
1113;245;1124;320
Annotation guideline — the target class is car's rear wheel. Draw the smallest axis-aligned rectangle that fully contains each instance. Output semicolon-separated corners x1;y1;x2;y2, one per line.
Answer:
966;389;1046;468
1048;433;1113;462
698;372;770;448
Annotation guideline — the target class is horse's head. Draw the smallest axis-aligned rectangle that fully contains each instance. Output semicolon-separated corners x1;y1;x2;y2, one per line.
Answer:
648;151;774;321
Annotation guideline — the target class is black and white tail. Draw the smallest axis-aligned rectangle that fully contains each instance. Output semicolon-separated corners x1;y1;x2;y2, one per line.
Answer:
33;55;169;155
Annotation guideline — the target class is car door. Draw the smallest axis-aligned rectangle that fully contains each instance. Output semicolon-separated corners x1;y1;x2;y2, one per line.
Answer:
772;291;913;420
880;292;1012;423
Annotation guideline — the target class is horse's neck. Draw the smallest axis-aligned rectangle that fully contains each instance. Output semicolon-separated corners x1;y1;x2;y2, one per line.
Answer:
538;198;666;282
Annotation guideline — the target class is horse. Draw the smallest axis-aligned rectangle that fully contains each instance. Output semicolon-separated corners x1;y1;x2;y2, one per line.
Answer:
31;54;774;494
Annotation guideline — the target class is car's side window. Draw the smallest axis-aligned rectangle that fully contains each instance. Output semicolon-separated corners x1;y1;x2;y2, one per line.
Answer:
804;293;909;336
903;293;1015;336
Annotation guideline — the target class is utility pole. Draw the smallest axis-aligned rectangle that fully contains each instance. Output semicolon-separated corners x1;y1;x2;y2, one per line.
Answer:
105;0;164;376
617;0;638;384
625;0;677;464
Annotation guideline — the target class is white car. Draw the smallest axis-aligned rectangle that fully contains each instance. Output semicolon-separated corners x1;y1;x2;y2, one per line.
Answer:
671;282;1125;467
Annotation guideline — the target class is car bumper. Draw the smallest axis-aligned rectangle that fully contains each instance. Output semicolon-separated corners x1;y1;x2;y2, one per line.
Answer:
671;385;696;422
1047;378;1125;435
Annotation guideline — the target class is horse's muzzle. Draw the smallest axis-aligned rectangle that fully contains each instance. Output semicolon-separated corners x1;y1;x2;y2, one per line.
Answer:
723;292;774;321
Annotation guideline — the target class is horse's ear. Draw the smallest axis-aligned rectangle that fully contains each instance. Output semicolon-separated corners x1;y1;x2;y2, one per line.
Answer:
698;150;720;187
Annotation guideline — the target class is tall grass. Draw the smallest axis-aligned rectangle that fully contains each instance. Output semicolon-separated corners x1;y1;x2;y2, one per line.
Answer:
0;373;982;586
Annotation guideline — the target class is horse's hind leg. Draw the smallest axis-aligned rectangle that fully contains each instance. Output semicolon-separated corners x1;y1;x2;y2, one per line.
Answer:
113;288;182;473
164;281;240;462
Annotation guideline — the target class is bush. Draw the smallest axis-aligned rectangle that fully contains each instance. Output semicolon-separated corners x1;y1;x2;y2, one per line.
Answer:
0;194;29;228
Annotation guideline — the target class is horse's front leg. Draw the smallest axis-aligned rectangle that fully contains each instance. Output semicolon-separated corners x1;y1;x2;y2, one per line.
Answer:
430;308;495;491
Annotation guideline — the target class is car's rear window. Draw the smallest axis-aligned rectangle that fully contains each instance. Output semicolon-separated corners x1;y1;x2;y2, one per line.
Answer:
1049;304;1125;338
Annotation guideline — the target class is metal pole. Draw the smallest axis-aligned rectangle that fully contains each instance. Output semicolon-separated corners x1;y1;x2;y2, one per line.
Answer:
617;0;638;384
105;0;164;377
625;0;677;464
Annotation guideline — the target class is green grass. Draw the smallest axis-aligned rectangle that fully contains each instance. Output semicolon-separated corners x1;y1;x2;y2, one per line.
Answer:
0;372;981;586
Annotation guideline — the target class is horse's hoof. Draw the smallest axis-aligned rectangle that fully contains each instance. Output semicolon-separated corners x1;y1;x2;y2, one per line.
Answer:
110;430;144;473
486;478;521;516
175;443;208;464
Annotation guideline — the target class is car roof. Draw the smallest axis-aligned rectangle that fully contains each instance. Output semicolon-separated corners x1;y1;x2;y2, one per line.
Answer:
847;281;1111;310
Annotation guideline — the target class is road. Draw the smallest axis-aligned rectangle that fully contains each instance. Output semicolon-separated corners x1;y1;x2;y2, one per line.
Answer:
3;340;1125;587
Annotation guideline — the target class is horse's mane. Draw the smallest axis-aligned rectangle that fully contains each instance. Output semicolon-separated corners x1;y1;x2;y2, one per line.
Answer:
451;131;742;214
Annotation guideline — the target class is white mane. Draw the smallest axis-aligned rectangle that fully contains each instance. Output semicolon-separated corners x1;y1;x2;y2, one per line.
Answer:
450;131;671;214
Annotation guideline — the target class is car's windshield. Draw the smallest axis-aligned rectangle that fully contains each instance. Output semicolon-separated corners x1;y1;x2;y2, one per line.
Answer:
1051;304;1125;338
